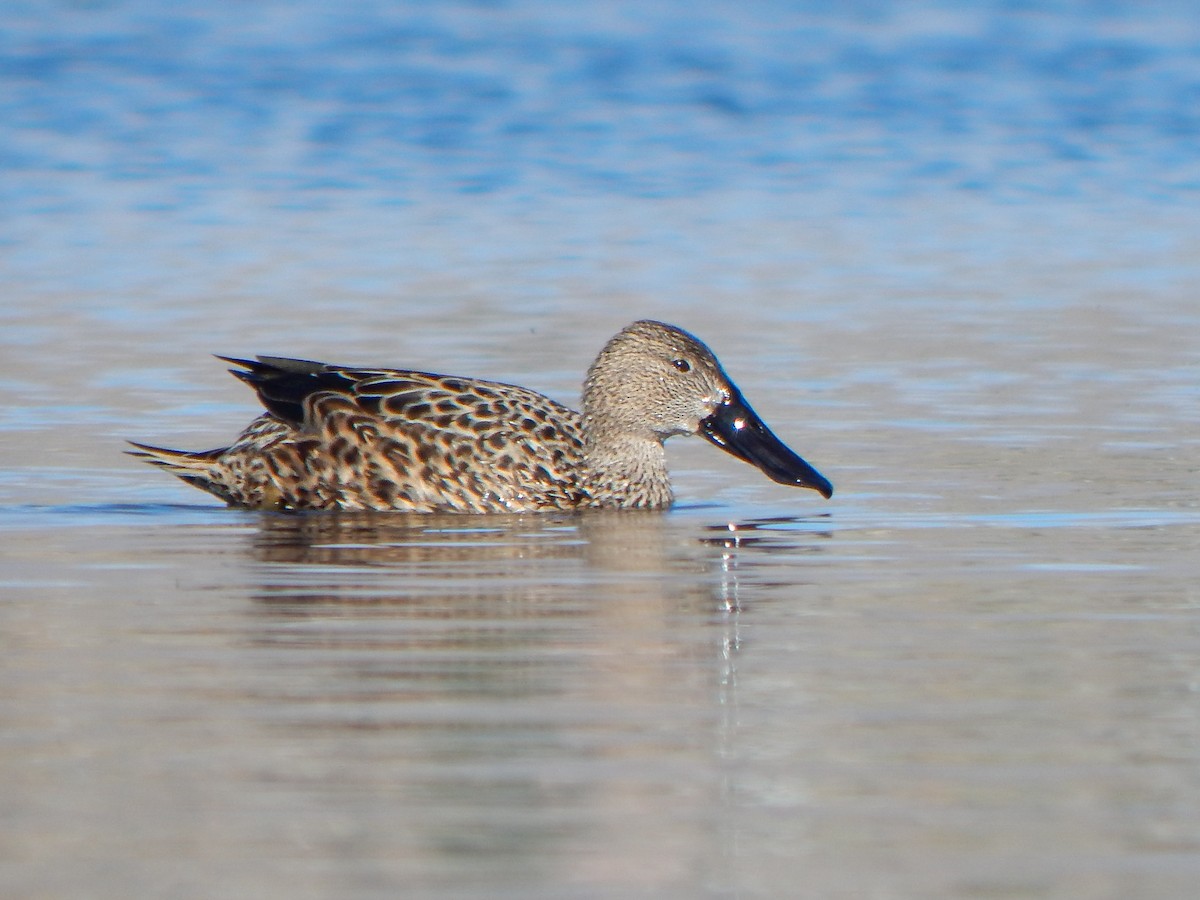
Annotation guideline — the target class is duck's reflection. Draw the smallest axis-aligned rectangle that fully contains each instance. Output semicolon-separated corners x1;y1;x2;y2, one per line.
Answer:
697;514;834;611
235;509;830;894
249;508;688;570
246;509;831;602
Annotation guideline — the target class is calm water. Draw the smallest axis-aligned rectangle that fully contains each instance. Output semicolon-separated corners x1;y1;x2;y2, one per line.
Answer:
3;2;1200;898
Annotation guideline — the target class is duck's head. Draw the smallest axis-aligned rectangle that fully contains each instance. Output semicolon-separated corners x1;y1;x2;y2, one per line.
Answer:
583;320;833;499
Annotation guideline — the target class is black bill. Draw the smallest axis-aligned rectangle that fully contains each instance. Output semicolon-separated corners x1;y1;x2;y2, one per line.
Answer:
699;389;833;498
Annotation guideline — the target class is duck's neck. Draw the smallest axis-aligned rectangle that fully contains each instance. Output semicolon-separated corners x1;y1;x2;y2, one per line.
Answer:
582;430;673;509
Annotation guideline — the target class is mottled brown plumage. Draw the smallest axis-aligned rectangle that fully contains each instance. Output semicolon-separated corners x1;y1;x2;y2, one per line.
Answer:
129;320;832;512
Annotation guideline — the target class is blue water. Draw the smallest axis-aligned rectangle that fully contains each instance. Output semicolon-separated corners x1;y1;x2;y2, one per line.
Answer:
6;1;1200;214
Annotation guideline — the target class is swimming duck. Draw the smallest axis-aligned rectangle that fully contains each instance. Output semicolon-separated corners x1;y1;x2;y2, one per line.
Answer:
130;319;832;512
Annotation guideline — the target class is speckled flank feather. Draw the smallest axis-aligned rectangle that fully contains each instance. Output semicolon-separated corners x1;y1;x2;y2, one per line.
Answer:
130;320;833;512
131;371;589;512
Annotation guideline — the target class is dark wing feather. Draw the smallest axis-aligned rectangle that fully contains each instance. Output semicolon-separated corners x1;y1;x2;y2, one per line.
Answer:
218;355;360;426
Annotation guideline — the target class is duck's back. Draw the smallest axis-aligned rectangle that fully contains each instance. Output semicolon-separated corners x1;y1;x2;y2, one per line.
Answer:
155;360;591;512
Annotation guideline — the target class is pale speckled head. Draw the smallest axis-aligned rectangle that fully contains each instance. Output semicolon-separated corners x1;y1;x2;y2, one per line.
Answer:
584;320;833;498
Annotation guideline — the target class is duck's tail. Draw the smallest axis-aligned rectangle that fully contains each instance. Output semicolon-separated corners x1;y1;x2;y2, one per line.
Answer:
126;441;237;504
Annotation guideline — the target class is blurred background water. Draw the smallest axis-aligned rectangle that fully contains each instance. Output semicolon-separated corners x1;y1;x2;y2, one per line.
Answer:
2;1;1200;898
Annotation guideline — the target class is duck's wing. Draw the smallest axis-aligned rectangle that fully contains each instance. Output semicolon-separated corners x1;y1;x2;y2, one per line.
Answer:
222;356;588;510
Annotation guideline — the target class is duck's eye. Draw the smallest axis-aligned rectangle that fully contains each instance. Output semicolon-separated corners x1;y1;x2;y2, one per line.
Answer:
672;358;692;373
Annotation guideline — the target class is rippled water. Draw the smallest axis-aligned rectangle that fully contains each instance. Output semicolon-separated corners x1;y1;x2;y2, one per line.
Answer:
3;2;1200;897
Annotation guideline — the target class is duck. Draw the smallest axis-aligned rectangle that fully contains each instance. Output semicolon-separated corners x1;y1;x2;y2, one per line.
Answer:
129;319;833;512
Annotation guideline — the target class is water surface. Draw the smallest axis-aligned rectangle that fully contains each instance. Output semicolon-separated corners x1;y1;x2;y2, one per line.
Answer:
3;2;1200;897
